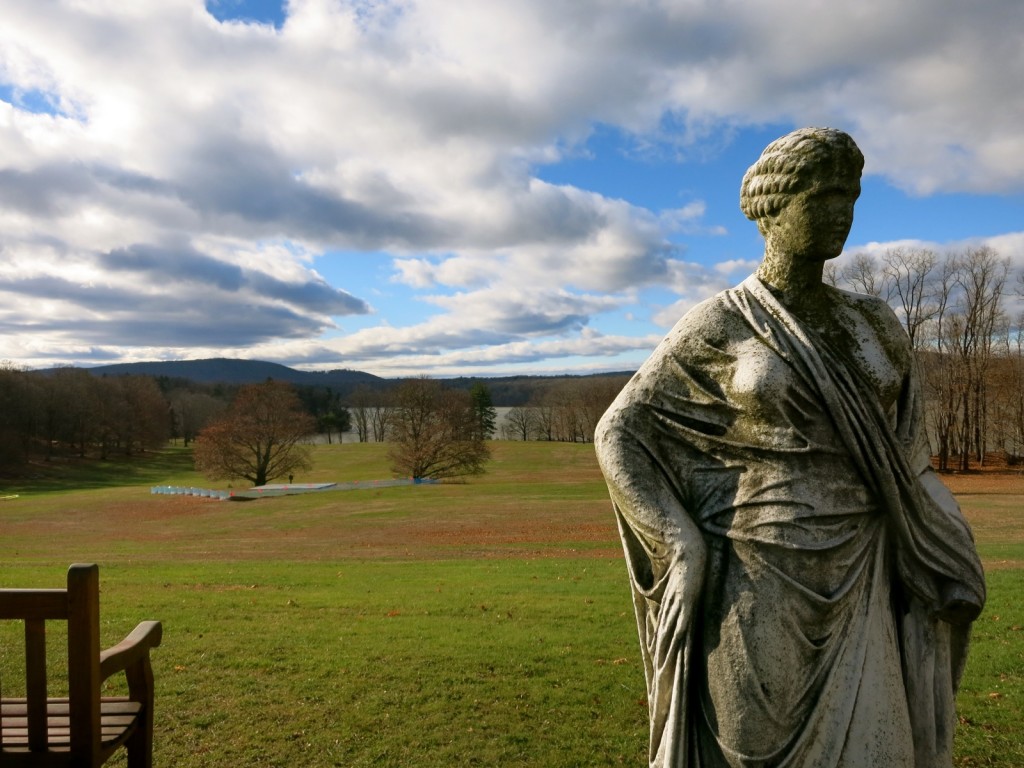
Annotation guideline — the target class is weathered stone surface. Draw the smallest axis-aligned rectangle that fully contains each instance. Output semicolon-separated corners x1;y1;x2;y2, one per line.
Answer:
595;127;985;768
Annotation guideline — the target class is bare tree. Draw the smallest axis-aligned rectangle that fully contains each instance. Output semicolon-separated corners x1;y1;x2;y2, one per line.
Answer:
1014;274;1024;460
194;381;316;487
503;406;537;440
91;376;123;460
956;247;1009;468
546;384;583;442
988;319;1024;463
37;370;69;460
923;248;1010;470
532;397;556;441
371;394;396;443
881;247;938;350
0;367;178;465
345;386;397;442
575;376;629;442
840;252;884;297
0;362;36;464
347;386;373;442
170;390;227;446
387;378;489;479
1007;313;1024;462
50;368;101;457
527;377;629;443
923;254;964;471
116;376;172;455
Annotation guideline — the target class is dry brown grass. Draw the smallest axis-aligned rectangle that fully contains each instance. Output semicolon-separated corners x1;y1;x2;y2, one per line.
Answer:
2;443;1019;568
936;469;1024;571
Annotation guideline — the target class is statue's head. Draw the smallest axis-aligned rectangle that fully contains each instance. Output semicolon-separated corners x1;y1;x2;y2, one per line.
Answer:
740;127;864;229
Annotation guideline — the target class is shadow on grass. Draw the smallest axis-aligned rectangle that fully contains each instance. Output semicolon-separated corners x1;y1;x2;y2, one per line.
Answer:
0;446;197;495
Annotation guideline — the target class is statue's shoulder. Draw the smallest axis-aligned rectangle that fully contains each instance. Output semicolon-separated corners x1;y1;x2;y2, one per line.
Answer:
829;285;904;333
614;291;740;404
829;285;889;310
661;290;745;350
828;285;914;368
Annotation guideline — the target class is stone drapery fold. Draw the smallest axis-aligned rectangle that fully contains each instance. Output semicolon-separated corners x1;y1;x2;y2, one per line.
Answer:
596;277;984;768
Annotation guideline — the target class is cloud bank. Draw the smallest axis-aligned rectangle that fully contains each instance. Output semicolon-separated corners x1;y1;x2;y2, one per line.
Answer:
1;0;1023;374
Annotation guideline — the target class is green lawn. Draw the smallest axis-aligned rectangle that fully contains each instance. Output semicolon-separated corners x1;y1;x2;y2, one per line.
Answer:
1;442;1021;766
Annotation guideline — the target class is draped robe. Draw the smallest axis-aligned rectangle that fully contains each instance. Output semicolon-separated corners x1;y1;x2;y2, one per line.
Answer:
595;276;985;768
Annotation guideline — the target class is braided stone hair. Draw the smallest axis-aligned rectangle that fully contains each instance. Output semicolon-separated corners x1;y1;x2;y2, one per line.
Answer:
740;127;864;223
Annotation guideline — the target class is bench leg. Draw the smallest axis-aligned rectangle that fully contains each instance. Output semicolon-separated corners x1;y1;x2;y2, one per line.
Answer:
125;717;153;768
125;659;156;768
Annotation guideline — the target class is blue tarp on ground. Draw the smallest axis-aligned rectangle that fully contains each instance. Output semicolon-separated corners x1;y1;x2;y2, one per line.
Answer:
151;477;437;501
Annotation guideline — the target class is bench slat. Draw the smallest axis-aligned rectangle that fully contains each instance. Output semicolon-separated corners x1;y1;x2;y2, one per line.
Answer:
0;566;160;766
1;699;142;749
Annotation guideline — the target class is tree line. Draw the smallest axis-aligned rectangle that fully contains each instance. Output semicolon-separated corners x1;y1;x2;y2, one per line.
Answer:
0;364;628;469
0;369;352;467
826;245;1024;470
4;244;1020;480
189;377;491;484
0;366;170;465
346;375;630;444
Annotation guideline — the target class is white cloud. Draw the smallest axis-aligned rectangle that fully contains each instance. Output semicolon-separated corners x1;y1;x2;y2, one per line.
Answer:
240;329;663;378
1;0;1023;372
829;235;1024;322
843;234;1024;269
649;258;755;327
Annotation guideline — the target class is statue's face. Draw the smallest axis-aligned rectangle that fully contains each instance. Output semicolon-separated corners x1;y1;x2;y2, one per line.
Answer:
765;176;858;262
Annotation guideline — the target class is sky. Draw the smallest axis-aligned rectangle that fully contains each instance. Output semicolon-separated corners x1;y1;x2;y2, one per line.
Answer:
2;0;1024;378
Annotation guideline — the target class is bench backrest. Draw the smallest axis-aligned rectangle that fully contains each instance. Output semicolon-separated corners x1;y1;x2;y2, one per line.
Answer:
0;563;103;760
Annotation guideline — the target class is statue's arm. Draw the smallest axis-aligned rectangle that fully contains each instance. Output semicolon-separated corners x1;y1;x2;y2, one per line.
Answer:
892;333;962;507
595;402;707;605
595;400;707;759
894;329;984;625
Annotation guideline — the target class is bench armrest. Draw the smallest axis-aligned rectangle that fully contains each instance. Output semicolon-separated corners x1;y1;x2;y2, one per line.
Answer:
99;620;163;680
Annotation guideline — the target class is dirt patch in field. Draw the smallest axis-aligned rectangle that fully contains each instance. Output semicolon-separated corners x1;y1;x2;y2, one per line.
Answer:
0;489;625;563
3;468;1021;566
936;468;1024;496
934;470;1024;572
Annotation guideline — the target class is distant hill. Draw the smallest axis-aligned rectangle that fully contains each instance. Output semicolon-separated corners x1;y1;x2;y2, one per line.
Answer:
440;371;634;406
78;358;383;389
62;358;634;406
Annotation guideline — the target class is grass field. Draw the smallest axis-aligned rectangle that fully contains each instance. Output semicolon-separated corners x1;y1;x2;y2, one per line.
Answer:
1;442;1022;766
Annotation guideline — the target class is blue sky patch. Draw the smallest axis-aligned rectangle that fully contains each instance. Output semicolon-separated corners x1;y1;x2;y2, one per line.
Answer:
0;84;64;116
205;0;286;28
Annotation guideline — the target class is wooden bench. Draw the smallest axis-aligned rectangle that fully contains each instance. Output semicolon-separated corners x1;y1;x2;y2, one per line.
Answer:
0;564;162;767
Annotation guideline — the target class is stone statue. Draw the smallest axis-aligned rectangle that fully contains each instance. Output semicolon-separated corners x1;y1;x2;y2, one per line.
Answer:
595;127;985;768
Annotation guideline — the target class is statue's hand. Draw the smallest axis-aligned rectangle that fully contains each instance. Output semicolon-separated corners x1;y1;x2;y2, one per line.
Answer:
935;582;983;626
